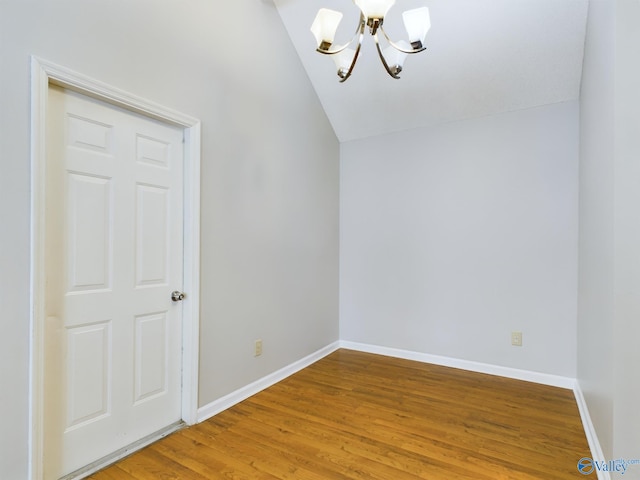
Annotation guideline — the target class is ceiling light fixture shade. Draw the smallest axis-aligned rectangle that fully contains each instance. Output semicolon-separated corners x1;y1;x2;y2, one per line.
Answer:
311;8;344;51
354;0;396;19
311;0;430;82
332;48;359;80
382;40;410;75
403;7;431;49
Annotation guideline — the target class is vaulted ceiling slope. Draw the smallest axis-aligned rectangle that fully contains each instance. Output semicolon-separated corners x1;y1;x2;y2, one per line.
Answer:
273;0;588;142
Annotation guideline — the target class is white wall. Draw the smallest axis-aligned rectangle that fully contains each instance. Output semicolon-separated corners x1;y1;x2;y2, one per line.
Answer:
0;1;339;478
341;102;579;377
613;0;640;462
577;0;615;458
612;0;640;462
578;0;640;464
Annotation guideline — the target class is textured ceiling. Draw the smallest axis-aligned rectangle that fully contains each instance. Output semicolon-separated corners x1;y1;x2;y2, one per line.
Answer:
273;0;588;142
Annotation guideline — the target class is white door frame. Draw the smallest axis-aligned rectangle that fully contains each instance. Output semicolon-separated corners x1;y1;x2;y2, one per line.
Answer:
29;56;201;480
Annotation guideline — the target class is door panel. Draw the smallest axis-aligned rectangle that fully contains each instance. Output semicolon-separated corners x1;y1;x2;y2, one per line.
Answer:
136;184;169;286
66;321;111;428
44;85;184;479
67;113;113;154
134;312;169;404
66;173;112;291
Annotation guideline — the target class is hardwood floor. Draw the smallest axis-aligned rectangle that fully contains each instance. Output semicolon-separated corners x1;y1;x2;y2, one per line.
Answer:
89;349;590;479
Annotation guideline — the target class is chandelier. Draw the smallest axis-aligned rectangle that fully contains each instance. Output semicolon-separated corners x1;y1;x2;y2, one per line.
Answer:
311;0;431;82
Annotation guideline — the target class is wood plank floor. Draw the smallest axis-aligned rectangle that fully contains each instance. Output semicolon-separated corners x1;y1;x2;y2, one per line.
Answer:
89;349;590;479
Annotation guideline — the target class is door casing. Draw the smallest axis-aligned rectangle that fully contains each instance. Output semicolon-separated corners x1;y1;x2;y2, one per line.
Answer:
29;56;201;480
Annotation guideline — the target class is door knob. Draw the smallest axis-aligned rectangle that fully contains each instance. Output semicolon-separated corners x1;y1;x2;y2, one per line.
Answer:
171;291;186;302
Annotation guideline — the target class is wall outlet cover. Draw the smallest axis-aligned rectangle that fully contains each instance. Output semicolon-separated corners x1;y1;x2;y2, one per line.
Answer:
511;331;523;347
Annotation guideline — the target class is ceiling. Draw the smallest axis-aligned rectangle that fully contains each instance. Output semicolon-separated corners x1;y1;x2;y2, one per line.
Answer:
273;0;589;142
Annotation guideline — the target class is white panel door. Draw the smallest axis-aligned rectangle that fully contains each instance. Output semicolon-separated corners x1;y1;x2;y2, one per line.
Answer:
44;85;185;479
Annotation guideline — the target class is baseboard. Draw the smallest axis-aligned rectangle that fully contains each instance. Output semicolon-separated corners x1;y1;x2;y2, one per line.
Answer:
340;341;576;389
573;383;611;480
196;341;340;423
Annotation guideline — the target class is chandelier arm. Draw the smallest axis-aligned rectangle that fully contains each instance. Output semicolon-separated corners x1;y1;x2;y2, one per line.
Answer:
373;32;401;79
339;17;367;82
379;25;427;54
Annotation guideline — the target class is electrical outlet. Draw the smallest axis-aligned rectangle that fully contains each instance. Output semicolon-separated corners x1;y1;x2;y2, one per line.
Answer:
254;339;263;357
511;331;523;347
